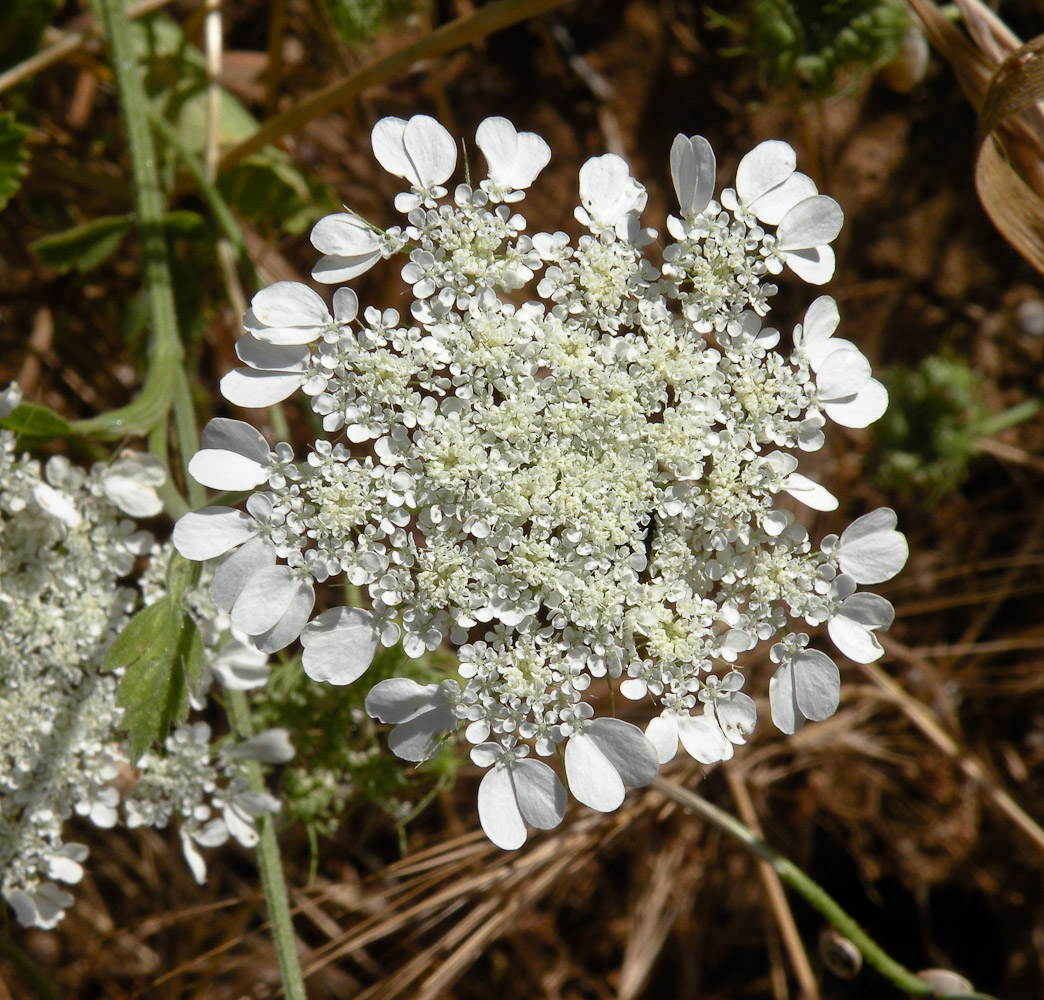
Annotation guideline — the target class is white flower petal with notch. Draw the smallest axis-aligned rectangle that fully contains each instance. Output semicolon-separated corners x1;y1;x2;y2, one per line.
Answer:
189;418;272;491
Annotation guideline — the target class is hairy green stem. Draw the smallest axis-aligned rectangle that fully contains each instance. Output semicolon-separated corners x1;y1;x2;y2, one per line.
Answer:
77;0;182;441
226;690;307;1000
651;777;997;1000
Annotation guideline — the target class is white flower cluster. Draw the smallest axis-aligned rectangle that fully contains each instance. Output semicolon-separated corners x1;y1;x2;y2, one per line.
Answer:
0;411;290;929
174;117;908;850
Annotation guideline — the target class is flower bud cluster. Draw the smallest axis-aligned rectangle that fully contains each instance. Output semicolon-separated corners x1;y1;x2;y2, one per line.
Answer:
0;424;288;928
176;116;908;849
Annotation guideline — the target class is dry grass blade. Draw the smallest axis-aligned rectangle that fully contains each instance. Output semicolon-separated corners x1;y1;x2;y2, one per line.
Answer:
215;0;572;174
725;769;821;1000
0;0;178;95
860;652;1044;856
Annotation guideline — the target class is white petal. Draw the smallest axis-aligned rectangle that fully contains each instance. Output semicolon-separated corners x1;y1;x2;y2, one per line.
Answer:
180;832;208;885
716;693;757;745
0;381;22;418
310;213;382;256
402;115;457;187
784;473;839;511
585;717;659;788
799;295;840;359
677;712;733;764
210;536;276;611
578;153;646;231
233;729;295;764
211;642;270;689
645;715;679;764
189;418;271;491
234;335;309;372
749;171;817;225
231;565;300;635
838;508;908;583
793;649;841;722
823;378;888;428
512;758;567;830
174;506;259;560
828;614;884;662
784;245;836;284
476;116;519;187
768;661;800;735
33;483;81;527
311;252;383;284
816;347;871;400
565;731;625;812
366;677;443;724
777;196;843;250
251;281;331;329
477;764;527;850
299;606;379;685
253;579;315;652
371;117;413;181
101;454;166;517
221;368;306;407
388;706;454;761
333;287;359;324
670;133;716;219
736;140;796;205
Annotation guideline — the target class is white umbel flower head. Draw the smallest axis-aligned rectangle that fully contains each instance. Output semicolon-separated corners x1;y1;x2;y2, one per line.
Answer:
174;114;908;849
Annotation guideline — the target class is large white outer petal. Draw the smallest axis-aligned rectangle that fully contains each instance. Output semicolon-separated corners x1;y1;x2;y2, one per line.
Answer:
565;730;625;812
477;117;551;191
822;378;888;428
210;536;276;611
251;281;331;329
231;564;301;635
677;712;733;764
837;508;908;583
300;606;379;685
736;140;796;205
310;213;383;255
189;418;271;491
253;580;315;652
777;196;844;250
220;368;306;408
173;506;259;560
370;117;413;182
512;758;567;831
478;765;527;850
402;115;457;187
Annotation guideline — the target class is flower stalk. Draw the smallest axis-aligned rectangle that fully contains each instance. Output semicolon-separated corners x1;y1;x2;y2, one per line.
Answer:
651;776;997;1000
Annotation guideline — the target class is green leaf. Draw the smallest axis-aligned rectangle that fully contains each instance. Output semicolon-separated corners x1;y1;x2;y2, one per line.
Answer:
105;596;204;762
161;208;206;236
0;402;71;439
0;113;30;211
31;214;133;273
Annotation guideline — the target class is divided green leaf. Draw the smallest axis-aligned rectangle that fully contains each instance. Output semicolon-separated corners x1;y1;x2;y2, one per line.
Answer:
105;596;204;762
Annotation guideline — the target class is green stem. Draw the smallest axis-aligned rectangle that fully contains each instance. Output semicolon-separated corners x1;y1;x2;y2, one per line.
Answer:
77;0;182;441
651;777;997;1000
147;419;189;519
172;366;204;509
226;690;307;1000
145;104;259;287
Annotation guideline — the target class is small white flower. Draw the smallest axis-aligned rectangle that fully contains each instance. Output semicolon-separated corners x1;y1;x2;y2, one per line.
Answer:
564;717;659;812
244;281;354;346
230;728;295;764
372;114;457;212
7;883;75;930
575;153;648;238
827;576;895;663
669;133;716;221
472;745;567;850
822;507;909;584
768;640;841;735
100;452;167;517
476;116;551;202
366;677;457;761
311;213;402;283
188;418;275;492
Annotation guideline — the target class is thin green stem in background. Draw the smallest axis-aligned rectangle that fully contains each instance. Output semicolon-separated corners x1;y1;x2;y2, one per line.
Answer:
226;690;308;1000
651;776;998;1000
76;0;183;441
